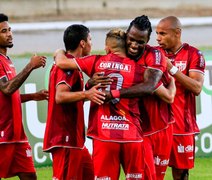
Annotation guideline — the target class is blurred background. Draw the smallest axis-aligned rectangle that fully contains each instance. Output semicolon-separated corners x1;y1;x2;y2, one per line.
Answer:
0;1;212;179
0;0;212;54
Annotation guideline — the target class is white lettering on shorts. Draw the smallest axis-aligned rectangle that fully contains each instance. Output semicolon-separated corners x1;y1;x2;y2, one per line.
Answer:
126;173;142;179
95;176;111;180
154;156;169;166
177;144;194;153
26;148;32;157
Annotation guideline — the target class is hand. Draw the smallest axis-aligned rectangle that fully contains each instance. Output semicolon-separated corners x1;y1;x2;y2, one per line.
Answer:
103;90;113;103
84;83;106;105
166;57;173;71
34;89;49;101
29;54;46;69
86;72;113;89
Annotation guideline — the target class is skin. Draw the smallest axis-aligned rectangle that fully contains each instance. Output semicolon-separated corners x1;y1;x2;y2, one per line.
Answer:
156;17;204;96
55;33;106;105
0;19;48;180
156;16;204;180
117;25;163;98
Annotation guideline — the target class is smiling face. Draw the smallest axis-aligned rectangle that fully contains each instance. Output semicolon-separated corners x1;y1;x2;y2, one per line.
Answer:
126;25;149;60
0;21;13;50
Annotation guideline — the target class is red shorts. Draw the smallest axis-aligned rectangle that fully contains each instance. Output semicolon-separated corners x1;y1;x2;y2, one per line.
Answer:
51;147;94;180
0;142;35;178
93;139;144;180
169;134;195;169
144;125;173;180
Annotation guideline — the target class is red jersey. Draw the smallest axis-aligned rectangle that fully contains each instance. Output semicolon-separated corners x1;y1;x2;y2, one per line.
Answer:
136;45;173;135
0;54;27;143
137;45;167;73
43;54;85;152
76;53;144;142
139;70;174;136
159;43;205;135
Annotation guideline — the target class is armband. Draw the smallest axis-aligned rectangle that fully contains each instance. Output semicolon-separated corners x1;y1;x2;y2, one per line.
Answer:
110;90;120;98
169;66;178;75
85;82;91;90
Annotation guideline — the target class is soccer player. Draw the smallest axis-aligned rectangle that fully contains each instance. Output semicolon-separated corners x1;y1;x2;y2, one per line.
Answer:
156;16;205;180
43;24;106;180
85;15;176;180
0;13;48;180
55;28;147;179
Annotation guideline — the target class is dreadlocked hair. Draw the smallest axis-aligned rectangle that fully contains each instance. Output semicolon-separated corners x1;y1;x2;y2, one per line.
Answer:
127;15;152;39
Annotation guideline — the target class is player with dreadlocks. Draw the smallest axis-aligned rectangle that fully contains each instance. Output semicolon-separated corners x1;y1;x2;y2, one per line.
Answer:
83;15;176;179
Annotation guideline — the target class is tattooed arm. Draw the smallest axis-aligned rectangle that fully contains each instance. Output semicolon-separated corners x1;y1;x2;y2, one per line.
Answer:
0;55;46;95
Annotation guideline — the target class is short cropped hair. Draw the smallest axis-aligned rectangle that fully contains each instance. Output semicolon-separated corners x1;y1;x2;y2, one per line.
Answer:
0;13;8;23
63;24;90;51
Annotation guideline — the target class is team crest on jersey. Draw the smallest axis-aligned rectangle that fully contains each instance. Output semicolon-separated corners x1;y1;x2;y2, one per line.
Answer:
175;61;187;71
98;61;131;72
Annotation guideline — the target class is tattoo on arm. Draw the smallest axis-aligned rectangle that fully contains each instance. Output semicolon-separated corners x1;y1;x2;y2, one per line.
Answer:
119;69;163;98
0;64;33;95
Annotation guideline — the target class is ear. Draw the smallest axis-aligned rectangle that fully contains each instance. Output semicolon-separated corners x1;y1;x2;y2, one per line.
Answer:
80;40;86;48
105;45;111;54
175;28;181;38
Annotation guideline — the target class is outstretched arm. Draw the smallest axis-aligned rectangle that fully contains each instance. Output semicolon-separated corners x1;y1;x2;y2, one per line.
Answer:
0;55;46;95
56;83;105;105
21;89;49;103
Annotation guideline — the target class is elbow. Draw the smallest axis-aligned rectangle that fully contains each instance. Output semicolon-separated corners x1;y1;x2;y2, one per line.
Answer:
193;86;202;96
55;94;64;104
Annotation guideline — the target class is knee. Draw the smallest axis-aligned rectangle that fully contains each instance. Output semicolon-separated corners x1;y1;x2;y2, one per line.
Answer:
172;168;189;180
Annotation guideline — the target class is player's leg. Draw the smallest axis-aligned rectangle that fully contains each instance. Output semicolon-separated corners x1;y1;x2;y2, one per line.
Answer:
81;147;94;180
92;139;120;179
154;125;173;180
143;137;156;180
169;135;195;180
172;168;189;180
14;143;36;180
121;142;144;180
17;172;37;180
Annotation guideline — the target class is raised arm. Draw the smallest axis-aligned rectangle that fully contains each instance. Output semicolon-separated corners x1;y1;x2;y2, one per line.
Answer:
54;49;78;70
167;59;204;95
0;55;46;95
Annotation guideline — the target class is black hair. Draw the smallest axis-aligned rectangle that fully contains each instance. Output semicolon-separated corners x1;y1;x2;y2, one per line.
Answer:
127;15;152;40
0;13;8;23
63;24;90;51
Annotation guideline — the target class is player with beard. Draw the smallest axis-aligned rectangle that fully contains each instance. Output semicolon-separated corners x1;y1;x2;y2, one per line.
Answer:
0;13;48;180
85;15;176;180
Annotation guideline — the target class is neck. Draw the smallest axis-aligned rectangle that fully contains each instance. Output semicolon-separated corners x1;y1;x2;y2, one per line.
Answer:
0;48;7;56
167;42;183;54
66;49;82;58
113;51;126;58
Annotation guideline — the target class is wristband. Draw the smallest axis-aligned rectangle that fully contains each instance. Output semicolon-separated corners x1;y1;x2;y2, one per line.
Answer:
85;82;91;90
169;66;178;75
110;90;120;98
